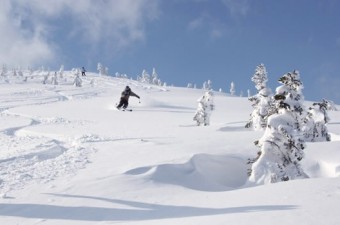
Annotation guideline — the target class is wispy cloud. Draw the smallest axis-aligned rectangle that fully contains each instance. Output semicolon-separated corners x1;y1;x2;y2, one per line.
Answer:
188;14;226;40
1;0;160;67
221;0;250;18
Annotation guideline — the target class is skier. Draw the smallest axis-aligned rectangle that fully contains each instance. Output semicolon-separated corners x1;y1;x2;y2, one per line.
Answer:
81;67;86;76
116;86;140;110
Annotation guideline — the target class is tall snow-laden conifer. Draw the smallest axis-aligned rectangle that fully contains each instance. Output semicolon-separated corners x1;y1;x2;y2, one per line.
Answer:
97;63;106;75
59;65;64;78
1;64;8;77
138;69;151;84
249;70;307;184
193;90;215;126
230;82;235;96
51;72;58;85
303;99;332;142
151;68;162;85
203;80;212;90
73;69;82;87
246;64;273;130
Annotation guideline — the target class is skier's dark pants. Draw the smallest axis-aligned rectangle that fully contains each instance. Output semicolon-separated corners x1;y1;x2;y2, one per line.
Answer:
117;98;128;109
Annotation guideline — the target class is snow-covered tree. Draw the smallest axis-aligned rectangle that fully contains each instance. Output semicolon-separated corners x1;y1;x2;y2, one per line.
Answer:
245;64;273;130
151;68;162;85
59;65;64;78
97;63;107;75
73;69;82;87
303;99;332;142
17;68;23;77
230;82;235;96
136;68;163;85
193;90;215;126
203;80;212;90
137;69;151;83
249;70;308;184
1;64;8;77
42;72;49;84
51;72;58;85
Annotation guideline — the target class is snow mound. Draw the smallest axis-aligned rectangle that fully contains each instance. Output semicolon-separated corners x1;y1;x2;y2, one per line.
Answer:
303;142;340;178
126;154;248;191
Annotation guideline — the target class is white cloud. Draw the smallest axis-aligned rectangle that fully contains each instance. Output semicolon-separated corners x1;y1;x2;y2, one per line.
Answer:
0;0;56;67
1;0;160;67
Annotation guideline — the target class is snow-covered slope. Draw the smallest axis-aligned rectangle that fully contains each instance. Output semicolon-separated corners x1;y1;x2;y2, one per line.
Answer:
0;71;340;225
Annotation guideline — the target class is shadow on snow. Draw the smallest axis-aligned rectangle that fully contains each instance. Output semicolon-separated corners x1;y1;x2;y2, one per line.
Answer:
0;194;297;221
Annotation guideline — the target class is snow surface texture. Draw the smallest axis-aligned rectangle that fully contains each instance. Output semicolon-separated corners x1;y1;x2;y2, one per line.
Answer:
0;71;340;225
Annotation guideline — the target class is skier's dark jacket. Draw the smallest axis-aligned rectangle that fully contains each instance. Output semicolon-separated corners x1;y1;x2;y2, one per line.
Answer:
121;86;139;101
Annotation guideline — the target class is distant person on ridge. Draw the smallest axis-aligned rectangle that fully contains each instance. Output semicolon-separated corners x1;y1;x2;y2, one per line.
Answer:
81;67;86;76
116;86;140;110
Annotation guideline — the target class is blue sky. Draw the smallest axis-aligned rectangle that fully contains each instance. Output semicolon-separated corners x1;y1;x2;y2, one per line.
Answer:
2;0;340;103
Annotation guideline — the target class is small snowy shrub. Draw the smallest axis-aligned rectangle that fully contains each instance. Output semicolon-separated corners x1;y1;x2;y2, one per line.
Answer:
193;90;215;126
303;99;332;142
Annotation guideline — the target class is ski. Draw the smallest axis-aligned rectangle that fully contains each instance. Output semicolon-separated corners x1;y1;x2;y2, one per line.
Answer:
115;107;132;112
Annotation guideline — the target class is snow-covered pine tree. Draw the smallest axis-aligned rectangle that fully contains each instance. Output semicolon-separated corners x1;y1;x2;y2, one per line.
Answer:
193;90;215;126
51;72;58;85
42;73;49;84
203;80;212;90
303;99;332;142
138;69;151;84
230;82;235;96
245;64;273;130
73;69;82;87
1;64;7;77
151;68;162;85
249;70;308;184
17;67;23;77
97;63;106;75
59;65;64;78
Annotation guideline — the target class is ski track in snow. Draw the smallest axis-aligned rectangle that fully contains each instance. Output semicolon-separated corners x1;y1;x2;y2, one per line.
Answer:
0;73;170;197
0;75;119;196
